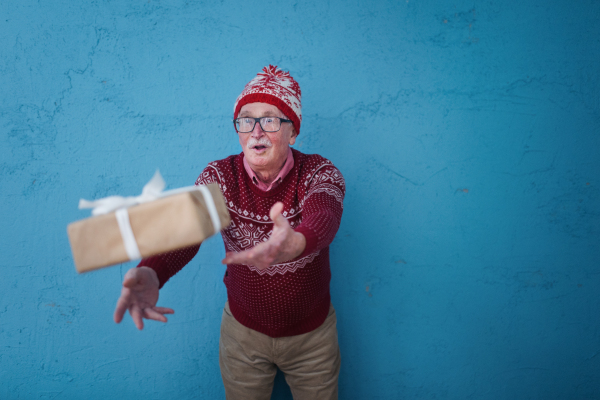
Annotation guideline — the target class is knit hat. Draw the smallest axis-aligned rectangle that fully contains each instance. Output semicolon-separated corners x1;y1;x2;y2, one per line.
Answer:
233;65;302;135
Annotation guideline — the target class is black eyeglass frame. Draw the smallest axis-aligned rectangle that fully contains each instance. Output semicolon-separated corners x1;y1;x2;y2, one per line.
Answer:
233;117;293;133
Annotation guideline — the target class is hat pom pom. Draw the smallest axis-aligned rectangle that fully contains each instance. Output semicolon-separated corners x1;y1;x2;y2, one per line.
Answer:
261;65;289;79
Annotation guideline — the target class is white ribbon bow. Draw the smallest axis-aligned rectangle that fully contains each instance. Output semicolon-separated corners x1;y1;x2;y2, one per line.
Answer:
79;170;167;216
79;170;222;261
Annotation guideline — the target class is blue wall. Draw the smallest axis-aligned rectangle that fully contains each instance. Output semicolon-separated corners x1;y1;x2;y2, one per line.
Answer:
2;1;599;398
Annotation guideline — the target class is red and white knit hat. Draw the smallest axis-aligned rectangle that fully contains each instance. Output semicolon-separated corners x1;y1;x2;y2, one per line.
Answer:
233;65;302;135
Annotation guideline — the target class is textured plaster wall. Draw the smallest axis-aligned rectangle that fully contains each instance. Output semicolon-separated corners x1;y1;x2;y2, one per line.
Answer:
1;0;599;399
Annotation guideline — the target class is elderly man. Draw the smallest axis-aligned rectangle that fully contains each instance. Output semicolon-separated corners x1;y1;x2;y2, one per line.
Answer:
113;65;346;399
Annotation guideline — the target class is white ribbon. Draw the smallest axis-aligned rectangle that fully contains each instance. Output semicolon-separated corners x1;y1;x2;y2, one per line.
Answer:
79;170;222;261
115;208;142;260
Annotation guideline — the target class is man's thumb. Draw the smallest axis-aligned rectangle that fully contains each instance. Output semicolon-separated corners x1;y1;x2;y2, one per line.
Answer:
122;268;140;288
269;202;286;226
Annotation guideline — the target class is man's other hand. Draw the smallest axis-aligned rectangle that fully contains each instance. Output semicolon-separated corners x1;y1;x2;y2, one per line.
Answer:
222;202;306;270
113;267;174;330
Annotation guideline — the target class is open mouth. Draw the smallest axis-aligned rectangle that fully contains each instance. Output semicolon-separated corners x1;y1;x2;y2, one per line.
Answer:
247;138;272;151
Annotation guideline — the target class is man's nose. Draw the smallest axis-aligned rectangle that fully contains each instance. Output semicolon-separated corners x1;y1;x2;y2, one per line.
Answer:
251;120;265;137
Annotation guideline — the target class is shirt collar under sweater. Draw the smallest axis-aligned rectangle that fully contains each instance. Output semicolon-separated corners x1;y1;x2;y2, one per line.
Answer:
242;147;295;192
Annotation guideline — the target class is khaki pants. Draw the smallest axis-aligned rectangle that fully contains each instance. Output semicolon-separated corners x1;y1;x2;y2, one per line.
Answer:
219;302;341;400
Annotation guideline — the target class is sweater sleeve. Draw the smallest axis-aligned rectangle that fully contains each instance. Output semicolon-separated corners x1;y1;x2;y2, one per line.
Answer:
137;165;221;288
138;245;200;289
294;164;345;258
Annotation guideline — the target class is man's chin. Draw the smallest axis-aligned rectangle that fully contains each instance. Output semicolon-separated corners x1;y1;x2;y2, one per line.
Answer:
244;152;270;167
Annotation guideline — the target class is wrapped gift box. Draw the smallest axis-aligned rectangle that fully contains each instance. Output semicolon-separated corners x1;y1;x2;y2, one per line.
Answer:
68;180;230;273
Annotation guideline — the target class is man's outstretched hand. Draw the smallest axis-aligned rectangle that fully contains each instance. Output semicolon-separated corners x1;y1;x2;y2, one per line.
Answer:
222;202;306;270
113;266;174;330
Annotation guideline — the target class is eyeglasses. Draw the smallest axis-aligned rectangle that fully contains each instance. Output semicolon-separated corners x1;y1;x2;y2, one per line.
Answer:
233;117;293;133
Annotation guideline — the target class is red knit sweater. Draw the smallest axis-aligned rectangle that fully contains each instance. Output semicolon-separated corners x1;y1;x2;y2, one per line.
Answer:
139;149;345;338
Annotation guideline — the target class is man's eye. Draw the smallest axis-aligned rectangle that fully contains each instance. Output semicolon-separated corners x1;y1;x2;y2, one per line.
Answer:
263;118;275;124
242;118;253;123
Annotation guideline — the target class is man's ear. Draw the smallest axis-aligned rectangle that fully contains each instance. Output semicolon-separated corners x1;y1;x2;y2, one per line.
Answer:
289;128;298;145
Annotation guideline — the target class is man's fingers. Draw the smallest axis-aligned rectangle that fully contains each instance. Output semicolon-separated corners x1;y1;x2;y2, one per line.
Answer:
254;261;271;270
130;305;144;330
154;307;175;315
113;294;130;323
222;250;253;265
143;307;168;323
223;250;275;270
222;253;246;265
117;297;173;326
222;251;234;264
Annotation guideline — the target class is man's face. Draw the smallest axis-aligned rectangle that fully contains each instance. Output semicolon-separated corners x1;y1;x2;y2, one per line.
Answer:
237;102;297;175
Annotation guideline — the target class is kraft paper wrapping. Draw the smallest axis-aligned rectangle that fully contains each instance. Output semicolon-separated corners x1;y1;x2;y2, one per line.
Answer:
67;183;230;273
